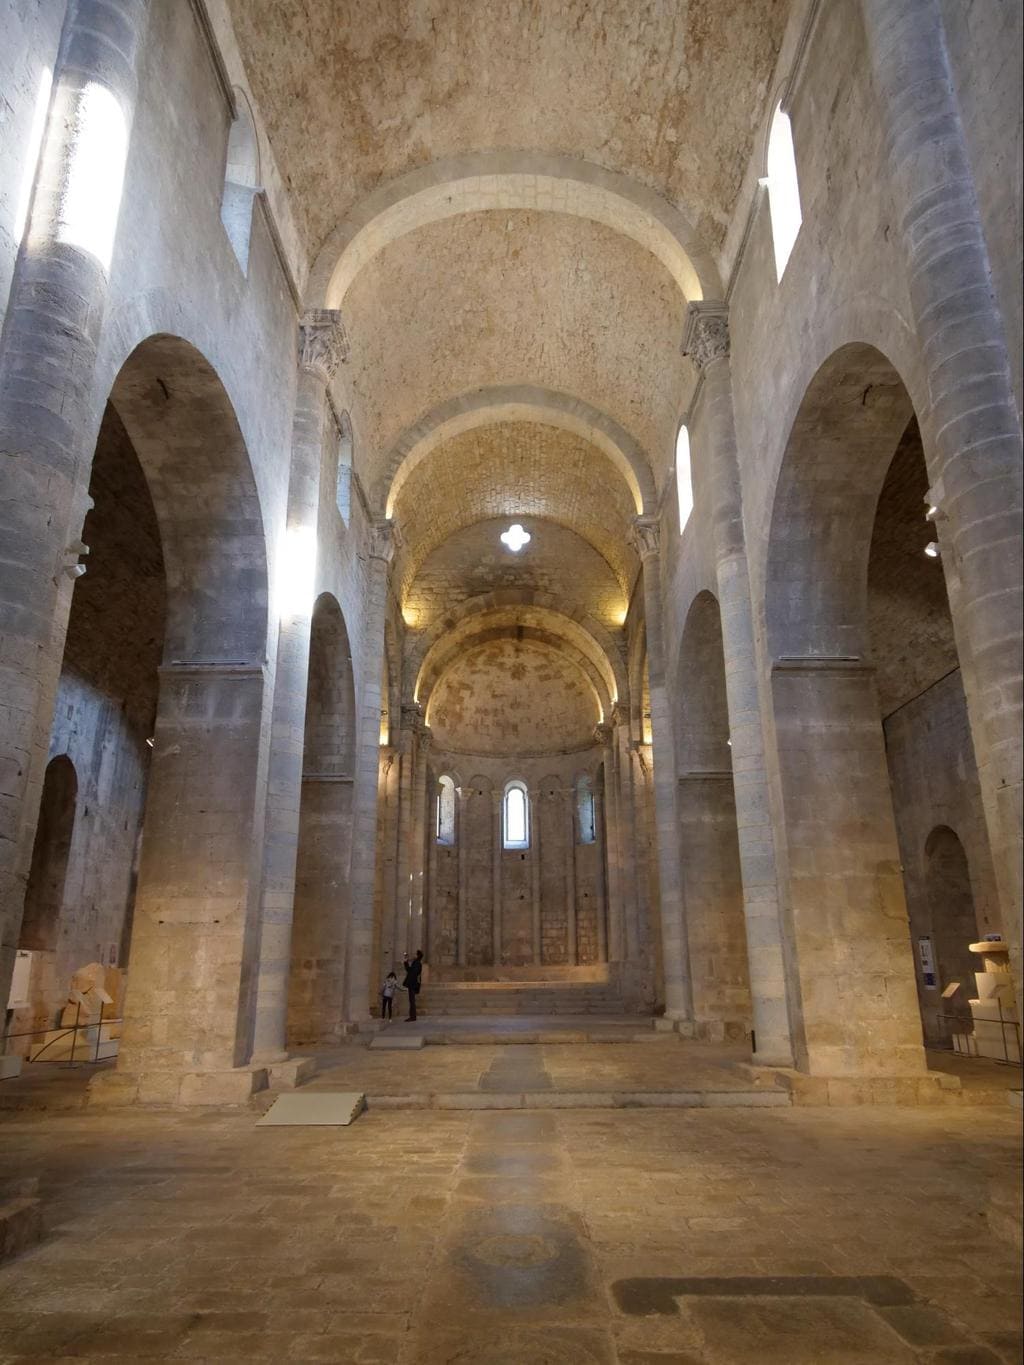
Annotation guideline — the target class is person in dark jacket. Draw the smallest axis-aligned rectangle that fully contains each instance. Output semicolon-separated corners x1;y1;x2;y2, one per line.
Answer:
403;950;424;1021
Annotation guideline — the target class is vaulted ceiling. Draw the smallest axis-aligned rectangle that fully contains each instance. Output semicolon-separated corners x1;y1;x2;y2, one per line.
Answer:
230;0;791;702
229;0;789;261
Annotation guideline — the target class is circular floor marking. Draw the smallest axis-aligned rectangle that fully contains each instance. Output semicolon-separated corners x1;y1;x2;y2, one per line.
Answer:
471;1231;559;1267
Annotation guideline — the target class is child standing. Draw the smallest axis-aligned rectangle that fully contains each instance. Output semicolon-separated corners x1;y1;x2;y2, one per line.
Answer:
381;970;398;1022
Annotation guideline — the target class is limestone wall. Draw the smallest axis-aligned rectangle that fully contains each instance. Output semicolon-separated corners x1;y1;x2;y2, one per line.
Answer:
425;751;609;972
0;0;68;335
885;668;1003;1030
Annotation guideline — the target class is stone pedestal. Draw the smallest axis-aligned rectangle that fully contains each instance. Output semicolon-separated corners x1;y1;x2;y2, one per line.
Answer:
267;1056;318;1089
91;1064;268;1108
952;940;1020;1063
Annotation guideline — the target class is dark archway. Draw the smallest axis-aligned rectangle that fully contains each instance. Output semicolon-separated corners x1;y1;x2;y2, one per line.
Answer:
765;344;927;1077
924;826;979;1035
676;592;751;1039
13;391;167;1049
103;334;270;1088
765;343;995;1078
20;756;78;954
288;593;356;1045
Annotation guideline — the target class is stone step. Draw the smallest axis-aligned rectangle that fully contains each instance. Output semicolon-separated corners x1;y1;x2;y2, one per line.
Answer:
364;1089;791;1111
423;1002;630;1016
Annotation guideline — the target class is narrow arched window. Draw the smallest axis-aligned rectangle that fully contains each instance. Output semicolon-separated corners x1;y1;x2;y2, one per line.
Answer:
503;780;529;849
221;88;260;271
676;422;693;532
336;412;353;526
436;775;456;845
766;103;802;281
576;775;596;844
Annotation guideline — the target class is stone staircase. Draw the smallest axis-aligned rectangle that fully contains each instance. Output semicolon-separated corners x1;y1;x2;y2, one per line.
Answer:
418;980;634;1016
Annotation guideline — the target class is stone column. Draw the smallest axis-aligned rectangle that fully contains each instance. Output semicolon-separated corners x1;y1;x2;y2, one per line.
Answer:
629;518;693;1020
682;302;795;1065
862;0;1024;958
375;748;400;972
0;0;151;1016
408;724;432;957
344;521;397;1022
456;786;471;966
392;704;422;961
592;771;610;965
608;704;638;966
491;792;503;966
425;771;440;963
564;791;578;967
593;724;619;963
530;799;543;963
251;311;348;1064
99;662;270;1105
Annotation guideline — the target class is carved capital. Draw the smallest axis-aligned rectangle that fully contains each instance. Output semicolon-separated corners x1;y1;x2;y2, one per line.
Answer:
299;309;349;384
629;513;661;561
400;701;423;728
368;519;400;563
611;701;631;729
593;722;614;747
681;301;729;371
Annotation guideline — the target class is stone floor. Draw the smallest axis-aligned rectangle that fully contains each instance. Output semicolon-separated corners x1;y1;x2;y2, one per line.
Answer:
303;1039;765;1104
0;1098;1020;1362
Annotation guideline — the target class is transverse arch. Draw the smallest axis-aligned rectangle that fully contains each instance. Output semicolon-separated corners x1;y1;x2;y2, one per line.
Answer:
381;385;655;517
307;153;721;311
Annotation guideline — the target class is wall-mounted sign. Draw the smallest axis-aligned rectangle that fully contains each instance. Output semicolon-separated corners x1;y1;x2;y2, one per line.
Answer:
7;949;32;1009
917;936;936;988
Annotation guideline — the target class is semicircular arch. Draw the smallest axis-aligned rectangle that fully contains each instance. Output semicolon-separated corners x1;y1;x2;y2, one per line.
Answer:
421;624;611;723
382;386;654;518
410;592;627;705
308;153;720;311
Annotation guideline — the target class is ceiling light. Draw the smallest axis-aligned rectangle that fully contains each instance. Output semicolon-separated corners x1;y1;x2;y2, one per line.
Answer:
925;505;940;521
924;541;940;559
500;523;531;553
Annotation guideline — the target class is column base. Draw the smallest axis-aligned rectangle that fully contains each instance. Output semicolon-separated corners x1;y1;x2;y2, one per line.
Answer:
90;1064;269;1108
267;1056;317;1089
250;1048;290;1066
751;1047;795;1069
745;1065;961;1107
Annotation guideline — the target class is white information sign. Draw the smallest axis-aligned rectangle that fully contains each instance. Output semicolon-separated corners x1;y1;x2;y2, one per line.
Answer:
917;936;936;988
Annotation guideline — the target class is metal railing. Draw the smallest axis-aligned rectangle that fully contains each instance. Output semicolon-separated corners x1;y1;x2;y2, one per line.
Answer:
937;1002;1021;1067
3;1001;122;1069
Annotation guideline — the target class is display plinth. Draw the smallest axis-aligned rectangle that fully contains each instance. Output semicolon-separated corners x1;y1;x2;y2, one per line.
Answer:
952;939;1019;1063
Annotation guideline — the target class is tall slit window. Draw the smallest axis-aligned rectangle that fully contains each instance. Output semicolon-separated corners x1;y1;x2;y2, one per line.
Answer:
220;88;260;272
576;775;596;845
766;103;803;281
503;780;529;849
676;422;693;532
335;412;353;526
436;775;456;845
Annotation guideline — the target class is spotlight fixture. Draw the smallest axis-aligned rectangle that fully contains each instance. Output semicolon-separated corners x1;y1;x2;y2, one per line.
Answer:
924;541;940;559
63;562;87;579
500;523;531;553
925;505;940;522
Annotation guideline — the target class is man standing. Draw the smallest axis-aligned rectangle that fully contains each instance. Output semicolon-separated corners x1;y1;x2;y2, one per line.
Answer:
403;950;424;1021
